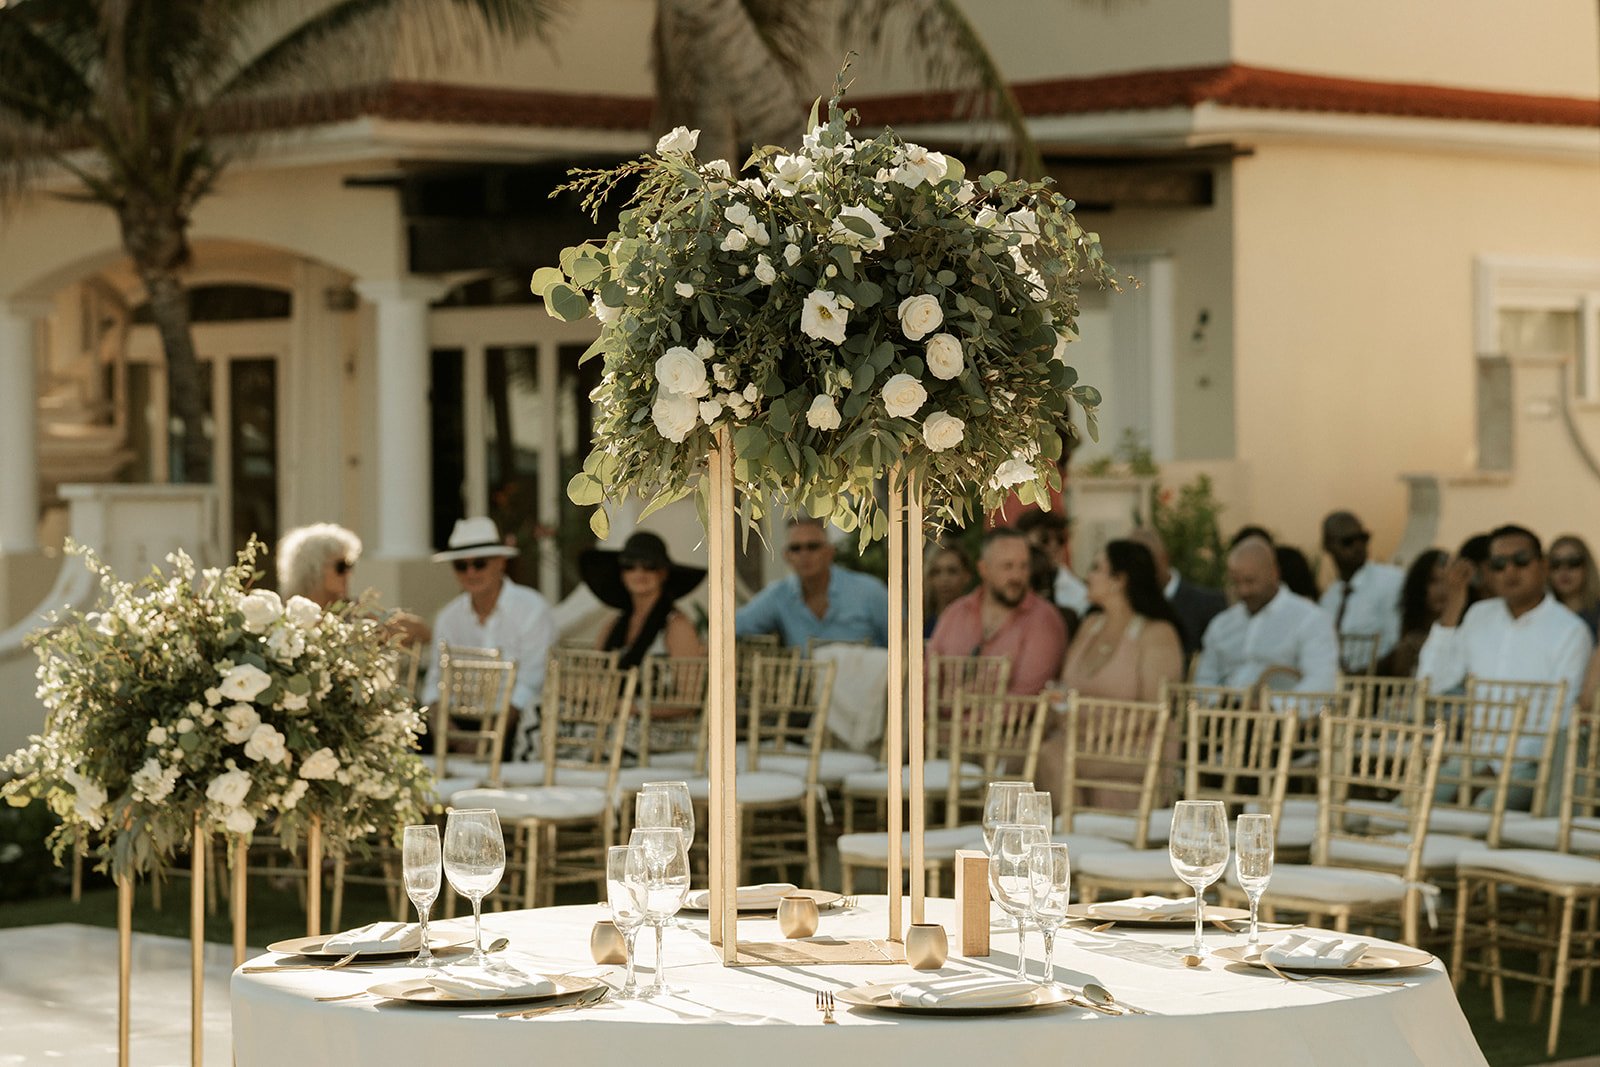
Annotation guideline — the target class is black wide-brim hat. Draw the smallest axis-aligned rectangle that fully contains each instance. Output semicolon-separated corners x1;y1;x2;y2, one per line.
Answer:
579;532;707;611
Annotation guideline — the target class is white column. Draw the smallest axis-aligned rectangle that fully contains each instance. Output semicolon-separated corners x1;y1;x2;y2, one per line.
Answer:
0;299;48;554
354;279;449;560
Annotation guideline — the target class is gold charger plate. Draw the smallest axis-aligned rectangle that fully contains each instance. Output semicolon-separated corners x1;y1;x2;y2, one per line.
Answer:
679;888;843;913
366;973;605;1008
1067;903;1250;927
1213;944;1435;974
835;982;1075;1016
266;930;473;960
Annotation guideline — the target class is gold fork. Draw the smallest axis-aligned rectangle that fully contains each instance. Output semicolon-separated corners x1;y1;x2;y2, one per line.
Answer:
816;988;837;1024
242;951;361;974
1260;959;1406;987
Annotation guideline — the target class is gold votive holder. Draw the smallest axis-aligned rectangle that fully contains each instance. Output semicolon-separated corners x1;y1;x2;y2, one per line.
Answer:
906;923;948;970
777;895;820;939
590;919;628;965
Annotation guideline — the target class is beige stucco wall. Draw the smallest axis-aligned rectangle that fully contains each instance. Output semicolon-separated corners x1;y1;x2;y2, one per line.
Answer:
1230;138;1600;561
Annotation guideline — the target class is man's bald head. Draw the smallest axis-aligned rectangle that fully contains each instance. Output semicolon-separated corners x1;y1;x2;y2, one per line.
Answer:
1226;536;1280;613
1125;527;1171;586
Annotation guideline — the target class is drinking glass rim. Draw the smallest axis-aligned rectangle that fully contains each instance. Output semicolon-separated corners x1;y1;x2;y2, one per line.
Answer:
448;808;496;816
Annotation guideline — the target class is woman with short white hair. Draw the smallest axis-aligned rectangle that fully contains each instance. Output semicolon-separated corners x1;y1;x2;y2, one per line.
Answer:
276;523;363;607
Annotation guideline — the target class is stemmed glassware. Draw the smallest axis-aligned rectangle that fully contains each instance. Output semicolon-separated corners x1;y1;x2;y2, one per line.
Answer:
443;808;505;969
606;845;650;999
1015;790;1053;834
989;822;1049;979
1167;800;1229;958
638;783;697;928
983;782;1033;931
402;824;441;969
1026;842;1072;987
1234;813;1275;948
629;826;690;997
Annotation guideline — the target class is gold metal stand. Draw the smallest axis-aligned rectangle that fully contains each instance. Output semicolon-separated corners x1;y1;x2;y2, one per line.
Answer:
886;476;905;939
306;817;323;937
190;813;205;1067
906;471;927;927
117;874;133;1067
232;837;249;968
707;427;739;962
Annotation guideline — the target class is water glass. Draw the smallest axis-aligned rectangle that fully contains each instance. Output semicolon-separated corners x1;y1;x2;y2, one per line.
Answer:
443;808;505;968
1016;789;1053;833
1234;813;1275;948
402;824;441;968
989;822;1048;979
1168;800;1229;957
1027;842;1072;987
983;782;1033;931
629;827;689;997
640;781;696;852
607;845;650;999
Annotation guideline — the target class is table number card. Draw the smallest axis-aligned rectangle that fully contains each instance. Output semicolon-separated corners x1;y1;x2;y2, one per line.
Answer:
954;850;990;957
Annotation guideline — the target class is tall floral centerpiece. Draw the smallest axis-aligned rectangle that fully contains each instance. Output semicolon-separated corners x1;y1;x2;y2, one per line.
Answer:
2;541;431;881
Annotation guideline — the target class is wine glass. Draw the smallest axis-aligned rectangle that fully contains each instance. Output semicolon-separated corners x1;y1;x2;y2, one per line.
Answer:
1168;800;1229;958
1026;842;1072;987
1234;813;1275;948
983;782;1032;931
1016;790;1053;833
443;808;505;969
640;782;697;928
607;845;650;999
629;827;689;997
989;822;1048;979
402;824;441;968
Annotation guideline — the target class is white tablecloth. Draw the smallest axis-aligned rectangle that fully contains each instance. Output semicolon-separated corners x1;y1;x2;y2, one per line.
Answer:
231;897;1486;1066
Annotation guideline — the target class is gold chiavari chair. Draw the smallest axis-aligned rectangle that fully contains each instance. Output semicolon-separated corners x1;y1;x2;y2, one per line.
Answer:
1338;673;1429;725
1057;694;1172;852
1339;632;1382;675
550;645;622;672
1261;690;1361;816
1453;698;1600;1057
428;652;518;798
634;654;711;770
736;656;837;887
1251;713;1446;946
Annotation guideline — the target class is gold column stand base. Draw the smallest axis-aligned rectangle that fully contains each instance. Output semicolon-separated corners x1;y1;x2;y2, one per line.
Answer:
720;938;908;967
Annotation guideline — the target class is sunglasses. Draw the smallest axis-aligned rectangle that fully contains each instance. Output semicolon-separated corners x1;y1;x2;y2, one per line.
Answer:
786;542;826;554
1549;555;1586;572
619;560;661;573
1334;532;1370;549
332;560;353;575
1487;550;1537;572
452;558;493;573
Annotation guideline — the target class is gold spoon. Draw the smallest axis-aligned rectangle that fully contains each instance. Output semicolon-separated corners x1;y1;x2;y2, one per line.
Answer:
243;950;361;974
1082;983;1150;1015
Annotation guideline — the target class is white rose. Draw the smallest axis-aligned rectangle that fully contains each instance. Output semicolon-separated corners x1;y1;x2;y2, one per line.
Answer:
693;337;714;361
922;410;966;452
299;747;341;781
767;153;814;195
265;626;306;663
881;373;929;419
223;808;257;836
284;594;319;628
147;724;169;745
175;717;194;734
1006;208;1040;245
222;703;261;744
744;220;770;246
654;345;709;397
829;204;892;253
738;177;768;198
63;768;108;828
783;244;801;266
754;254;777;285
655;126;699;156
720;227;749;252
243;723;289;765
992;456;1035;488
742;383;760;403
281;690;308;713
891;143;948;188
131;758;179;804
204;687;222;707
1052;332;1070;363
206;768;252;809
925;333;964;380
800;290;848;345
704;159;733;180
698;398;723;424
955;180;976;205
712;363;735;388
674;281;695;298
806;395;842;431
724;202;753;229
898;295;944;341
651;392;700;443
218;663;272;703
237;590;282;633
281;779;309;811
975;206;1001;229
592;296;620;324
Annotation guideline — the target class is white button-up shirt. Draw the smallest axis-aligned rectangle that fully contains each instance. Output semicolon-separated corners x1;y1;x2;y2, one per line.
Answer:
421;578;555;715
1195;584;1339;692
1320;561;1405;658
1417;593;1592;757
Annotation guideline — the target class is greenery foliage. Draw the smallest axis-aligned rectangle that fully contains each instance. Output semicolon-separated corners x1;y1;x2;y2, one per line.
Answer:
1152;473;1228;588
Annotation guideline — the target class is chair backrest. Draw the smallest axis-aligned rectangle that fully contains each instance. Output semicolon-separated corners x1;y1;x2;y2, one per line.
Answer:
1185;704;1296;833
1548;696;1600;853
1059;694;1171;850
736;639;799;713
1425;693;1538;832
926;653;1013;761
1338;674;1428;724
1466;676;1568;765
1338;632;1382;675
432;653;518;783
540;662;639;792
637;655;711;770
442;642;502;661
948;689;1050;785
745;656;836;782
1313;713;1446;880
1258;689;1358;794
551;646;621;672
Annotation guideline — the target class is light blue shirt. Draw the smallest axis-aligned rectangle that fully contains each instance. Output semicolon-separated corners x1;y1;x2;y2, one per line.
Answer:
736;565;890;648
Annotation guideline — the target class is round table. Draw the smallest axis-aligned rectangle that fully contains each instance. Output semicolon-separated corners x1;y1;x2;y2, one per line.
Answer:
230;897;1487;1066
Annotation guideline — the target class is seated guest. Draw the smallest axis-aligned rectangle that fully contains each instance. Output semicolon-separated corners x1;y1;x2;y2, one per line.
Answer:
275;523;430;646
1194;537;1339;692
1016;508;1089;616
1038;540;1185;809
924;542;976;638
1125;526;1225;661
1377;548;1447;678
736;517;889;648
1318;510;1404;661
1454;532;1493;610
1420;524;1591;755
1275;545;1320;602
579;531;706;669
928;527;1067;695
1029;543;1080;641
422;517;556;759
1548;534;1600;640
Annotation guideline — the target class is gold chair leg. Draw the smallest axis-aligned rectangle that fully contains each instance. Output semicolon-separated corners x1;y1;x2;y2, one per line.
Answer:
1487;882;1506;1021
1580;896;1597;1005
1450;876;1472;990
1548;896;1577;1058
331;855;346;933
523;823;540;910
805;798;820;890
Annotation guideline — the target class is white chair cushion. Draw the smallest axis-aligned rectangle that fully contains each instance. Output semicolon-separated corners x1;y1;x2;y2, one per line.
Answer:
842;760;984;795
1065;809;1171;845
495;762;547;787
837;826;986;864
1496;816;1600;855
678;771;808;805
1076;849;1189;883
1456;845;1600;886
759;749;878;786
1327;832;1478;871
1229;862;1407;904
424;775;484;804
1276;813;1317;850
449;786;608;822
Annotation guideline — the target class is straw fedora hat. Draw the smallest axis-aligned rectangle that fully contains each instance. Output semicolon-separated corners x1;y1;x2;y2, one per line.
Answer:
431;517;520;563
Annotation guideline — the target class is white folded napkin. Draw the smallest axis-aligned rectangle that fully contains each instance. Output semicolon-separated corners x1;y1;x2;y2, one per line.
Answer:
321;921;423;953
682;882;798;910
891;974;1037;1008
426;966;557;999
1086;895;1196;920
1262;933;1370;969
